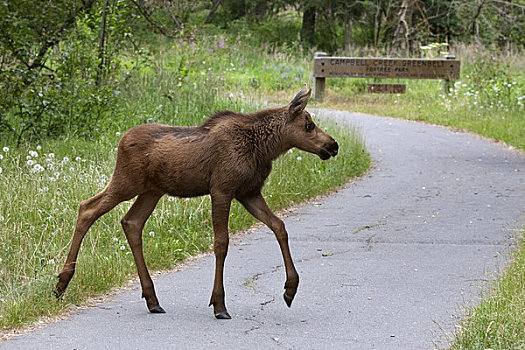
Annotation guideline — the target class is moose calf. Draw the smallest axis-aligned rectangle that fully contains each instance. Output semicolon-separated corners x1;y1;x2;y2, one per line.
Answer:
55;85;339;319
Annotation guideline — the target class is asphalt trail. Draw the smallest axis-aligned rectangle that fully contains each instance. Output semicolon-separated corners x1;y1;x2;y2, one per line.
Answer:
2;111;524;350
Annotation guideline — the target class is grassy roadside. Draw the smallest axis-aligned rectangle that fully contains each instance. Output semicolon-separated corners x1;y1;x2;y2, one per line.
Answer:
0;122;369;333
451;236;525;349
0;37;370;332
313;50;525;349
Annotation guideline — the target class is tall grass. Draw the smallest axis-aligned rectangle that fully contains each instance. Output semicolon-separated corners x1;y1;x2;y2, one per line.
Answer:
0;38;370;332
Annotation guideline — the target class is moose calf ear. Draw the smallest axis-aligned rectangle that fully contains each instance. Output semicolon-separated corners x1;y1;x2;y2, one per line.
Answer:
288;84;312;117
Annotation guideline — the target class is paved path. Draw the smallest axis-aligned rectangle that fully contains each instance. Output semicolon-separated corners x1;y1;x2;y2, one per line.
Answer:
2;111;524;350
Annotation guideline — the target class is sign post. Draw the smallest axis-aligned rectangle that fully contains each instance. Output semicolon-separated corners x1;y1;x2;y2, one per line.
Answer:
313;52;328;102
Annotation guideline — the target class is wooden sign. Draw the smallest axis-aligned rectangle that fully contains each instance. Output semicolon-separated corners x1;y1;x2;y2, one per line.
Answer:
367;83;406;94
314;57;460;80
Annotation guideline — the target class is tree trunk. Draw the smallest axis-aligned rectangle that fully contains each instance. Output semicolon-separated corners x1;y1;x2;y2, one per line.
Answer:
469;0;486;45
96;0;110;86
254;0;267;22
344;17;351;53
301;5;316;46
374;4;382;48
391;0;414;55
205;0;223;23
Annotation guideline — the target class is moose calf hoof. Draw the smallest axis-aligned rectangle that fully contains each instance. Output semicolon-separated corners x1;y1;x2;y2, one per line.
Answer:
149;305;166;314
214;311;231;320
53;288;64;300
283;293;295;308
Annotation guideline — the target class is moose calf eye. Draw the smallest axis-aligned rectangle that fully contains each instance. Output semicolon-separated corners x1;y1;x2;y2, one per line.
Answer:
305;123;314;132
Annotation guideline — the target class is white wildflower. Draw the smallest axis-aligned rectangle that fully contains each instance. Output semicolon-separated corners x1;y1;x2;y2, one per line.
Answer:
27;159;34;166
0;167;2;174
2;147;9;153
0;154;3;160
116;132;121;136
31;164;44;173
149;231;155;237
120;245;126;251
113;237;119;242
48;153;55;158
29;151;38;157
296;156;302;161
47;259;55;265
36;145;41;151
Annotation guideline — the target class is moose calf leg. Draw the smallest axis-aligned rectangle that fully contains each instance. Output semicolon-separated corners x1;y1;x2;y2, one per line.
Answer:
209;193;232;319
239;194;299;307
56;192;119;297
121;192;164;313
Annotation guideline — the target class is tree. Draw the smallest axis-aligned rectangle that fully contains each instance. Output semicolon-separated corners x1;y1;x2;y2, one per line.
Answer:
0;0;96;85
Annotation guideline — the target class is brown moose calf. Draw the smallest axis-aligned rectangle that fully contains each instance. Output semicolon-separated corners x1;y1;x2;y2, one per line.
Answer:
55;85;339;319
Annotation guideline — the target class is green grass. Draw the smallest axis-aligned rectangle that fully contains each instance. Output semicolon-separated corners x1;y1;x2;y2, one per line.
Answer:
450;236;525;349
318;83;525;150
0;123;368;332
0;38;370;331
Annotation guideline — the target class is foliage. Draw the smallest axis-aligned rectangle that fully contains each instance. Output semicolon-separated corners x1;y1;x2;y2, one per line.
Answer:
2;0;525;143
454;0;525;48
461;56;525;112
0;0;139;143
419;42;449;58
201;0;525;54
222;14;303;52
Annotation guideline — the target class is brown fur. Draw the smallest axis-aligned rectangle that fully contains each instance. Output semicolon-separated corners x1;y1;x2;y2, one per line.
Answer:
55;85;338;318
